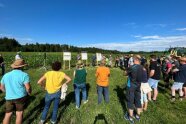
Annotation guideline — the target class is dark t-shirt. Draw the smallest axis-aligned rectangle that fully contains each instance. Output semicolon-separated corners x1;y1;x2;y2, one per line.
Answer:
149;61;161;80
173;64;186;83
127;64;144;86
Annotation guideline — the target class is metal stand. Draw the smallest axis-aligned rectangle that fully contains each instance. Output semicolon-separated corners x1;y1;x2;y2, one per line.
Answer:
39;59;47;71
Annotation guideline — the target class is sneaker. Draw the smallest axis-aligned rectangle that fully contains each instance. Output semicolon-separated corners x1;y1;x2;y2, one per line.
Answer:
76;105;80;109
39;120;44;124
83;100;88;104
124;113;134;124
134;114;140;121
50;120;56;124
171;98;176;102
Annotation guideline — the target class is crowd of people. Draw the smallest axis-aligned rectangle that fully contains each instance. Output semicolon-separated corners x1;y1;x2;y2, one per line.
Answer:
0;52;186;124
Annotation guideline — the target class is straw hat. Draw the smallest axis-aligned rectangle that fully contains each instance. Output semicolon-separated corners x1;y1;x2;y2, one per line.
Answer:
179;57;186;62
11;59;27;68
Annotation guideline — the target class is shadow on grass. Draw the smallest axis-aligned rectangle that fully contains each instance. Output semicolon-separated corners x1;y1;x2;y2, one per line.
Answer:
23;96;45;124
56;91;75;123
93;114;108;124
114;85;127;115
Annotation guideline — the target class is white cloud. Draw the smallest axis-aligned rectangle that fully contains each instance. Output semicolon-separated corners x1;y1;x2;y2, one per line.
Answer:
135;35;161;40
176;28;186;31
82;35;186;52
0;33;34;44
145;24;167;28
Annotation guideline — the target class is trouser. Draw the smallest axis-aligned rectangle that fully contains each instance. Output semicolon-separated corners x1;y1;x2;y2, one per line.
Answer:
97;85;109;104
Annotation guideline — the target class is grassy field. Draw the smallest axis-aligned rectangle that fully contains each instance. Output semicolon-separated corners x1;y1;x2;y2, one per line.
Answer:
0;66;186;124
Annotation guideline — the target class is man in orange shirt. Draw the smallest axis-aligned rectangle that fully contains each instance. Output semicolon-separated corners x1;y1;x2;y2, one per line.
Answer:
96;60;110;104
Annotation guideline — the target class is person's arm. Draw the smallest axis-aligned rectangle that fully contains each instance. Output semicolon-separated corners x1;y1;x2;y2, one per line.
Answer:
24;83;32;95
37;75;46;86
95;68;99;77
73;70;76;77
149;70;155;77
0;83;5;92
64;74;71;84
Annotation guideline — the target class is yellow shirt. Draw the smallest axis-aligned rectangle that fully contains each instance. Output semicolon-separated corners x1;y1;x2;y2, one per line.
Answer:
44;71;65;94
96;66;110;86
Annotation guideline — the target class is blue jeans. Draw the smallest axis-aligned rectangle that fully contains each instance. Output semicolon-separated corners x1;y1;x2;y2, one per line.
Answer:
41;90;61;123
97;85;109;104
74;83;87;108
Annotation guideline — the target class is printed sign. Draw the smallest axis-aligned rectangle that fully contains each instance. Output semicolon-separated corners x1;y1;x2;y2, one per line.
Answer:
63;52;71;60
81;52;88;60
96;53;102;61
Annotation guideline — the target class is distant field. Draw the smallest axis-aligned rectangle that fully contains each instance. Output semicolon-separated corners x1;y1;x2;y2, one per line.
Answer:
0;66;186;124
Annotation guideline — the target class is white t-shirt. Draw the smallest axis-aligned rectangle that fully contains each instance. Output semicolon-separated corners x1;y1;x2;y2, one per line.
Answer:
15;54;21;60
128;57;134;67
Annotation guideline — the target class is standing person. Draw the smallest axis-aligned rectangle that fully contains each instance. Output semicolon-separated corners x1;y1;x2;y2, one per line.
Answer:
147;55;161;101
109;55;113;67
73;61;88;109
96;60;110;104
128;54;134;67
15;51;22;60
0;53;5;75
124;55;129;69
124;55;144;123
0;59;31;124
92;54;96;66
140;63;152;111
119;55;124;68
163;57;172;88
171;57;186;101
115;56;119;67
38;61;71;124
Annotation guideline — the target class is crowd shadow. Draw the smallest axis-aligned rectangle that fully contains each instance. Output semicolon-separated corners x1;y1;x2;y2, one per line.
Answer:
23;96;45;124
93;114;108;124
56;91;75;123
113;85;127;115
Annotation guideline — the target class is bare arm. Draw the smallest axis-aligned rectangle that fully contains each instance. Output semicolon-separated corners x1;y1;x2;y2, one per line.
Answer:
0;83;5;92
24;83;32;95
37;75;46;85
73;70;76;78
64;74;71;84
149;70;155;77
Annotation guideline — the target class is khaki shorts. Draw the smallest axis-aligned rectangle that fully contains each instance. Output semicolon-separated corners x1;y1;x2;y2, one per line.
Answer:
5;96;27;113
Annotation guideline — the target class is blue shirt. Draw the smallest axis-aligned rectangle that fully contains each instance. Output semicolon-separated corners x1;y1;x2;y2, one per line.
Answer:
0;69;30;100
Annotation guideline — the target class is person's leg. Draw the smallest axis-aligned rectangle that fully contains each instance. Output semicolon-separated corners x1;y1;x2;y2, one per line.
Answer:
15;111;23;124
153;88;158;100
41;93;53;121
51;91;61;123
147;91;152;101
143;94;148;111
135;89;142;116
183;87;186;98
81;84;87;101
171;86;176;102
103;86;109;103
3;112;13;124
74;84;80;108
97;85;103;104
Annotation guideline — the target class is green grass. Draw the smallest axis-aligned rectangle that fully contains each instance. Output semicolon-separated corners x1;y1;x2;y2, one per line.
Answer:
0;67;186;124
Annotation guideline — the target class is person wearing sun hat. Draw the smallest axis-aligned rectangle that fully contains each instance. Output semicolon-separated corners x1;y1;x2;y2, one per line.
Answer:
0;59;31;124
171;57;186;101
73;60;88;109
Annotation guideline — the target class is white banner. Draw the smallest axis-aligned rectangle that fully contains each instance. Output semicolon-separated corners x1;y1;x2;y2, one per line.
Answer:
81;52;88;60
96;53;102;61
63;52;71;60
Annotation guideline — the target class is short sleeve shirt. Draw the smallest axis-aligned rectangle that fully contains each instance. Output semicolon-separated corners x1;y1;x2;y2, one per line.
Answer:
44;71;65;94
96;66;110;87
149;61;161;80
1;70;30;100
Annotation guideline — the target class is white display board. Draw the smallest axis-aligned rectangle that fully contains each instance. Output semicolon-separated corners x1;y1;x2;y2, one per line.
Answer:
81;52;88;60
63;52;71;60
96;53;102;61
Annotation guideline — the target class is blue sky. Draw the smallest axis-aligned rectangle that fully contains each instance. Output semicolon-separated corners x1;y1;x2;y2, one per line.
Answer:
0;0;186;51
